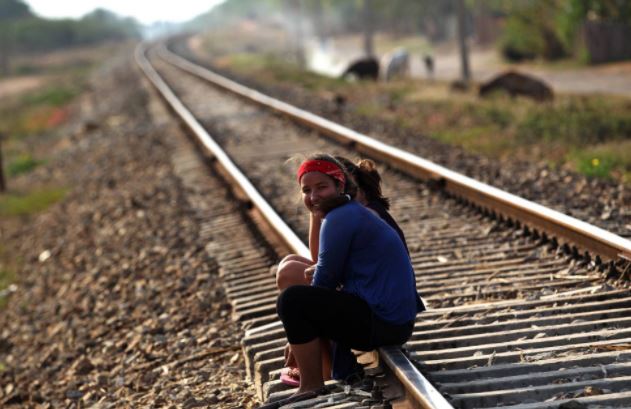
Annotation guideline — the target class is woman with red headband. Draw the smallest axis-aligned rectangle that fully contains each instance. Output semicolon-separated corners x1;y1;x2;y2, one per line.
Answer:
261;154;423;408
277;155;414;387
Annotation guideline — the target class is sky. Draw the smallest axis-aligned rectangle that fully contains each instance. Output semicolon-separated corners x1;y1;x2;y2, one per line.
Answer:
23;0;226;25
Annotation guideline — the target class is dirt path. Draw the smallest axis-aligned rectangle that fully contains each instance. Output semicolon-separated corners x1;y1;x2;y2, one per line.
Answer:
412;45;631;97
302;37;631;98
0;76;47;100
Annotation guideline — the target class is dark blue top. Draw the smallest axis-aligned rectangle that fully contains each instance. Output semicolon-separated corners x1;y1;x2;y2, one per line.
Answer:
313;200;422;325
366;200;409;254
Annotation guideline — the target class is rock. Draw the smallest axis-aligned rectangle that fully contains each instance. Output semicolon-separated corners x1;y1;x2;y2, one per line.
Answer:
65;390;84;400
71;356;95;375
559;401;589;409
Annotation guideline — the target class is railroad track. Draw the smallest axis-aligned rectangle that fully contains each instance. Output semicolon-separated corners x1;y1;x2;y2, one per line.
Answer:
136;41;631;409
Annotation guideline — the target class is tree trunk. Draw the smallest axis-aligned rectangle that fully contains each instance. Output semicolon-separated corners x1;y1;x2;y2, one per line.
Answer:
285;0;306;68
363;0;375;57
0;134;6;193
456;0;471;83
311;0;326;44
0;31;10;76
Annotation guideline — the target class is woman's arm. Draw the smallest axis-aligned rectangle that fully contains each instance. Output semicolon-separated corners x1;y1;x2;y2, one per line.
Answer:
308;212;322;263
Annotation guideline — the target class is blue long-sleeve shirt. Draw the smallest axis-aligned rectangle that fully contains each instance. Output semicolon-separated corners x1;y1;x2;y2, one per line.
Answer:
313;200;421;325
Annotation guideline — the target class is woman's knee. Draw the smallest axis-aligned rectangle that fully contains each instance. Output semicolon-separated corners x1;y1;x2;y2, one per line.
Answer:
276;260;310;289
279;254;306;266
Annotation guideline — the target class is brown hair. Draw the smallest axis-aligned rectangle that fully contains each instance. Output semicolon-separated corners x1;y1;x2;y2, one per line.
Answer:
336;156;390;210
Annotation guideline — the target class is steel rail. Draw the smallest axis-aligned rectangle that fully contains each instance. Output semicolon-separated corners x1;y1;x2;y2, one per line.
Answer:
136;42;453;409
135;44;306;260
158;43;631;263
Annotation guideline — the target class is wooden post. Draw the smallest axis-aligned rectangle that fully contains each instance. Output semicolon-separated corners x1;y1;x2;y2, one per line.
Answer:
363;0;375;57
0;132;6;193
456;0;471;84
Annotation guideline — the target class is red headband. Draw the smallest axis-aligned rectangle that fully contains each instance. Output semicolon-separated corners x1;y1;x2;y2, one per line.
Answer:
297;160;346;186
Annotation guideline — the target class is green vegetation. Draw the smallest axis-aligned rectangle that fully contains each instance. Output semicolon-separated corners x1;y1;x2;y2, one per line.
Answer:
497;0;631;62
570;141;631;181
7;153;42;176
0;82;82;141
516;97;631;145
0;187;67;217
1;0;139;75
21;85;80;107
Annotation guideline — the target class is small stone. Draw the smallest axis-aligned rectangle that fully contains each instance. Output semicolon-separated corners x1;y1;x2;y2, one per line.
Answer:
65;390;83;400
72;356;95;375
38;250;51;263
207;394;219;404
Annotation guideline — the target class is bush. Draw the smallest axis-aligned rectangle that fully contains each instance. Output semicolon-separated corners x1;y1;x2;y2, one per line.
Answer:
21;86;78;107
500;17;542;62
517;98;631;145
0;187;66;217
7;153;42;176
498;1;568;62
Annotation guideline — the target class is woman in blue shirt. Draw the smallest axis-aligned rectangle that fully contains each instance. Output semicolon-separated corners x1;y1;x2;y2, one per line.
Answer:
264;155;422;407
276;156;416;385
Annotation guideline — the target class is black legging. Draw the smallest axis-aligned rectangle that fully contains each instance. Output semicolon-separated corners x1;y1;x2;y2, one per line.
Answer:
277;285;414;350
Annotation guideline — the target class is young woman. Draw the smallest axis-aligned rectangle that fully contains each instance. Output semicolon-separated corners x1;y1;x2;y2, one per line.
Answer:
276;155;419;386
262;155;423;408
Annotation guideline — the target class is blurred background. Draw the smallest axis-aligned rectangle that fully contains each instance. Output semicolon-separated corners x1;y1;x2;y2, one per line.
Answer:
1;0;630;206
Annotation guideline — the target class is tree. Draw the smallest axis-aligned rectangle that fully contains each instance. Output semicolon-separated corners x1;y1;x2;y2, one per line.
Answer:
362;0;375;56
456;0;471;83
0;0;33;75
0;0;31;19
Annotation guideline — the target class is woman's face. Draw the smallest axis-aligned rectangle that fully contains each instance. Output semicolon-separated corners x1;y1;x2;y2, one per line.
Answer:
301;171;341;212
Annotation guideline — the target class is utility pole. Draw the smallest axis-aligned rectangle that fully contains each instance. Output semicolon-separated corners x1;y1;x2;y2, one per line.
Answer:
285;0;306;68
456;0;471;84
311;0;326;44
0;132;6;193
363;0;375;57
0;26;11;76
295;0;306;68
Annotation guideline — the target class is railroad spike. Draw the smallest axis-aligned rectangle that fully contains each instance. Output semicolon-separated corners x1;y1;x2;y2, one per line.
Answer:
532;229;540;240
607;260;618;279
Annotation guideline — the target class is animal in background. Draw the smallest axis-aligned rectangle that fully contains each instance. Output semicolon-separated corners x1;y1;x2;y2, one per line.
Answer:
423;54;434;80
479;71;554;101
381;48;410;81
341;57;379;81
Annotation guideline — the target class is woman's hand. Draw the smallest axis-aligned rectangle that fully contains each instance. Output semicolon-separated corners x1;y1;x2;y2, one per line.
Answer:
310;205;324;220
304;265;316;284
